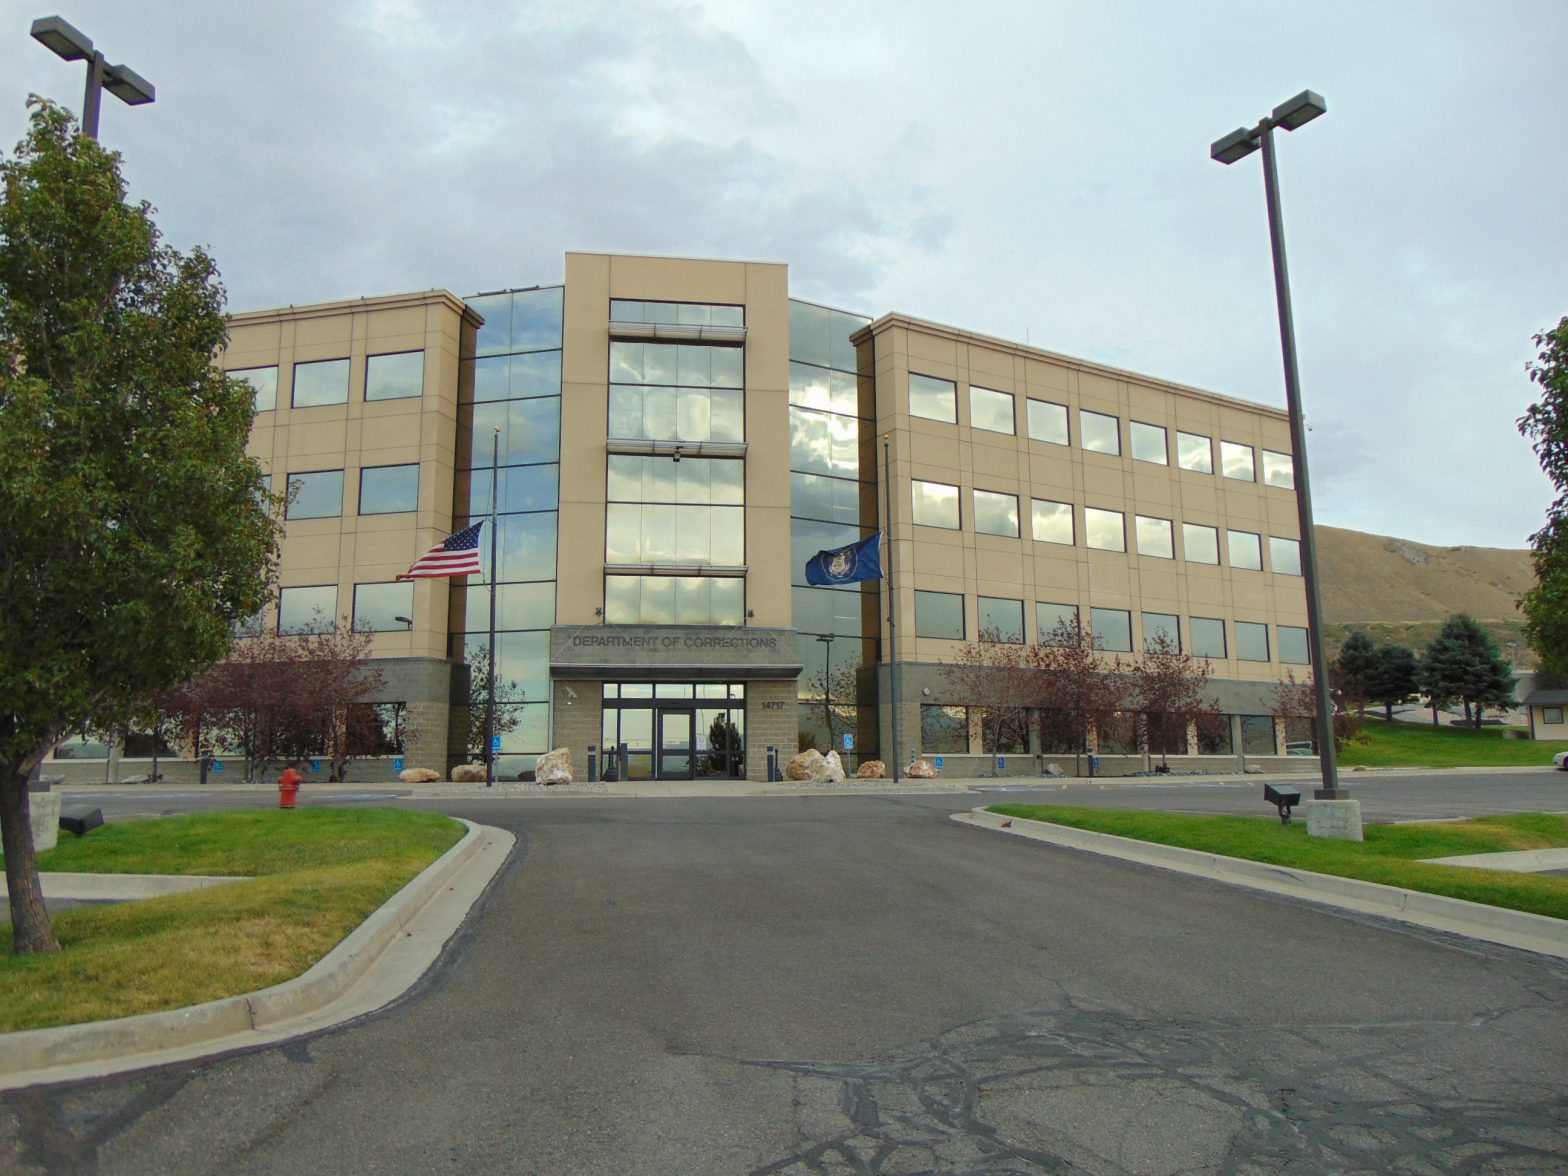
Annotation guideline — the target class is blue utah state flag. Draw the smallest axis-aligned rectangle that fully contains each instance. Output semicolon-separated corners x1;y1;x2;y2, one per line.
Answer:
804;533;883;586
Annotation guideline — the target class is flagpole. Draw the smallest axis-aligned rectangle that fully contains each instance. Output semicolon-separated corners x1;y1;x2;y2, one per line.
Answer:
485;427;499;788
883;433;900;784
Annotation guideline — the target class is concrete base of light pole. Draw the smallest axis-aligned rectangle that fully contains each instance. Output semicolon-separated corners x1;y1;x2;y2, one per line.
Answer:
1305;798;1363;842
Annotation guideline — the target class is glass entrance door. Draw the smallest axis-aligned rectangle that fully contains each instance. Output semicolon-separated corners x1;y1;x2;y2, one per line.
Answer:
656;709;695;779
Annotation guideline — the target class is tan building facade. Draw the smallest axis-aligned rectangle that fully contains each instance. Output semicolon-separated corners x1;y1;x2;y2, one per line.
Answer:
54;250;1317;783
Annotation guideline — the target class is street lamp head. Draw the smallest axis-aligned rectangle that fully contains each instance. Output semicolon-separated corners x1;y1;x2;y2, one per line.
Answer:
1272;90;1327;131
30;15;92;61
103;63;155;105
1210;126;1260;165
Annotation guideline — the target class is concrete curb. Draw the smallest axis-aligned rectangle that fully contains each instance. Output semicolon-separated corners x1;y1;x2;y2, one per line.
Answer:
0;818;493;1082
953;808;1568;960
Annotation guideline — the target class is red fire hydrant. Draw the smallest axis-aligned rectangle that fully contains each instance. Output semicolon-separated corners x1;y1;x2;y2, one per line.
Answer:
278;765;303;810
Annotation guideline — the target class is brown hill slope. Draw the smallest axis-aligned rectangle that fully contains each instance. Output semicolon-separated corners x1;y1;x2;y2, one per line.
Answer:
1315;525;1535;660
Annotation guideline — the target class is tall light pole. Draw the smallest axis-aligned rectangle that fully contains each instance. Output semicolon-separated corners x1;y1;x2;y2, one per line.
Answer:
1211;90;1344;801
30;15;155;140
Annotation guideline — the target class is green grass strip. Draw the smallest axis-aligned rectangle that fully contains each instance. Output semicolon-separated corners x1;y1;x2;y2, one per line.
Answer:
986;805;1568;921
0;808;463;1033
1339;717;1568;768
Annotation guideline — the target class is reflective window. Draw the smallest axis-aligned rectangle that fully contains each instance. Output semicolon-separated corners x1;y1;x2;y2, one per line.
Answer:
468;398;562;464
1177;431;1213;474
469;464;560;515
607;455;744;505
353;581;415;632
610;299;744;327
1130;421;1168;465
1027;399;1069;446
1221;441;1255;482
604;504;744;565
973;489;1020;537
970;386;1014;435
366;351;424;401
1279;625;1310;665
233;609;266;638
609;341;744;388
1241;715;1276;755
1031;499;1074;545
791;472;863;525
464;581;556;631
471;286;564;356
1228;529;1263;570
913;480;960;529
1191;617;1227;658
788;300;868;371
1085;507;1126;552
789;362;859;415
1091;607;1133;652
1269;536;1302;576
1183;522;1220;565
611;384;743;444
291;358;350;408
1136;515;1174;559
789;406;859;477
346;702;405;756
1142;611;1180;652
978;596;1025;643
471;351;562;401
1236;621;1271;662
604;575;744;626
359;464;419;515
286;469;344;520
232;366;277;412
494;513;559;581
920;705;969;754
1036;602;1079;645
915;590;964;639
278;585;337;634
1262;449;1295;489
1081;410;1121;455
909;373;957;423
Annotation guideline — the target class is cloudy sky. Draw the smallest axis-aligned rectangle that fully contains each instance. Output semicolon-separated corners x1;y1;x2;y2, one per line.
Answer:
3;0;1564;550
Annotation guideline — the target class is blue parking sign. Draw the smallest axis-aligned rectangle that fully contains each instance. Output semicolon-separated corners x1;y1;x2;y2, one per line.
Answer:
491;735;502;753
211;760;222;774
393;757;405;772
998;757;1006;769
309;759;321;774
935;756;944;770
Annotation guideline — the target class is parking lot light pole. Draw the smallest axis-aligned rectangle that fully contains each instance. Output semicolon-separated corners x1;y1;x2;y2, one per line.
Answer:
1211;90;1343;801
30;15;155;140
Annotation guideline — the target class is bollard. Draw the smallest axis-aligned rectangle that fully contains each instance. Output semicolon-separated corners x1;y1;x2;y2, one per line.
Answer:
619;742;629;782
587;745;598;783
767;746;779;782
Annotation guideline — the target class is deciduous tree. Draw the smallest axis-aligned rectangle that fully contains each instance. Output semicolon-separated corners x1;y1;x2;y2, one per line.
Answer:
0;102;278;955
1126;632;1220;769
1518;316;1568;680
1027;615;1127;776
942;630;1033;774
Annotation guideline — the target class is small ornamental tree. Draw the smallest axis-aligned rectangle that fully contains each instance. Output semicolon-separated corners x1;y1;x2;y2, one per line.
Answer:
1518;316;1568;681
1272;669;1361;752
942;630;1034;774
1027;615;1127;776
1126;632;1221;769
801;650;860;754
460;644;525;764
0;102;279;955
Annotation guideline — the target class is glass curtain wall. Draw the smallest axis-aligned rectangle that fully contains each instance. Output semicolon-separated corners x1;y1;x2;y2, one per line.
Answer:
788;300;877;766
456;286;563;778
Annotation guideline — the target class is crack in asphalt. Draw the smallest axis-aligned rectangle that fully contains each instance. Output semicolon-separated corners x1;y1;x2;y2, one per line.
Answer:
741;999;1568;1174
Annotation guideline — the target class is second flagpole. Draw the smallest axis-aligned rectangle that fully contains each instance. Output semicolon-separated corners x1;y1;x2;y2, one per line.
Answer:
484;427;499;788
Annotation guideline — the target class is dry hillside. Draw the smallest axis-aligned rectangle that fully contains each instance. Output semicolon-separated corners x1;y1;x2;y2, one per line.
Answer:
1315;526;1535;660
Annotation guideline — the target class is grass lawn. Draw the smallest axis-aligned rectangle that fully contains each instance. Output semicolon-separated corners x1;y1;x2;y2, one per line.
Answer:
986;805;1568;921
0;808;463;1033
1338;716;1568;769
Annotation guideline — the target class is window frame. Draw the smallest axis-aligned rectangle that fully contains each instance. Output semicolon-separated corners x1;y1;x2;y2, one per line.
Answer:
1129;420;1168;465
912;480;961;530
1090;606;1133;653
1026;398;1070;446
358;463;420;516
290;357;351;408
1080;409;1121;456
973;488;1021;538
914;589;965;640
1084;506;1126;552
1220;440;1256;483
365;350;426;402
1227;528;1263;571
285;468;345;520
1176;431;1213;474
1135;515;1175;559
1182;521;1220;565
909;372;957;424
969;385;1015;435
1030;498;1075;546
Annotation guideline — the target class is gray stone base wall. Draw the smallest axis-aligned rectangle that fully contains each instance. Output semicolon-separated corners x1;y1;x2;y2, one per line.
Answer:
746;679;799;781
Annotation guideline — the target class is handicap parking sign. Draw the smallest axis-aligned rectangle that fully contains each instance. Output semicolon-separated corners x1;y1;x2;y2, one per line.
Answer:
211;760;221;774
491;735;502;753
934;756;944;770
393;757;405;772
843;733;854;751
309;759;321;774
998;757;1005;769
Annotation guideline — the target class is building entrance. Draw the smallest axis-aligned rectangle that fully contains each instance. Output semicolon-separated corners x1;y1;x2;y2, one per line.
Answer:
601;682;746;781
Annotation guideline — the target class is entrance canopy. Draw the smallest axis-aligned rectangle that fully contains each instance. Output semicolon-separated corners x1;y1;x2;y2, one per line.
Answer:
550;624;802;680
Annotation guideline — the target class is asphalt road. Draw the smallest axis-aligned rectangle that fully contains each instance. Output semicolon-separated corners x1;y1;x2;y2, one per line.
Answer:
3;785;1566;1173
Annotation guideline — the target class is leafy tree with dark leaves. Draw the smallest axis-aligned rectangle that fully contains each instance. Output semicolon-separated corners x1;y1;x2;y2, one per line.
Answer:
0;102;278;955
1126;631;1220;768
1367;643;1419;722
1333;631;1379;716
1518;316;1568;681
1419;615;1515;728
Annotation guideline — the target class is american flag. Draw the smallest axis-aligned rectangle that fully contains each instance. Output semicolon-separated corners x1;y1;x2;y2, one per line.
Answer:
399;522;484;579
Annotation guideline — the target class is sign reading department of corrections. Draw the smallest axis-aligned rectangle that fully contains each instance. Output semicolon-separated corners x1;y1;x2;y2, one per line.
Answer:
550;625;803;679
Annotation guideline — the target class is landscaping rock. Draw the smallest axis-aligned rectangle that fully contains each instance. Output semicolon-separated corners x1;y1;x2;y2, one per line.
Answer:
856;760;886;779
785;749;823;781
1043;763;1066;778
535;748;573;786
399;767;440;784
1243;764;1264;775
450;763;487;783
906;758;938;778
822;750;847;783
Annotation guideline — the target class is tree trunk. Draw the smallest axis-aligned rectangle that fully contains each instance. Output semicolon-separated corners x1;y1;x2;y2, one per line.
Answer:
1;769;61;955
1385;702;1393;722
1431;703;1439;726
